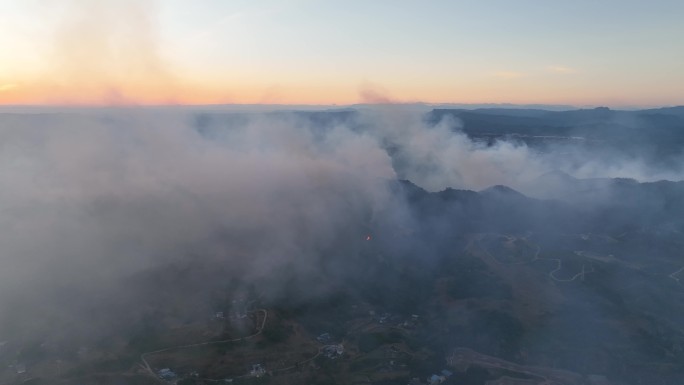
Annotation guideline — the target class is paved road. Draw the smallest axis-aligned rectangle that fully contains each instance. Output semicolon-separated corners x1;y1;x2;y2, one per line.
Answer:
545;258;594;282
449;347;585;385
669;266;684;285
477;235;595;283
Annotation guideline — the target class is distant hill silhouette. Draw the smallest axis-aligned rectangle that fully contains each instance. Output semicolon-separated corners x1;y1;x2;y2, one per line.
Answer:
427;106;684;164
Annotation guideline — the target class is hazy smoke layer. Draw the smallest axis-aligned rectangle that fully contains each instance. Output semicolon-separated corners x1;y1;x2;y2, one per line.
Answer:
0;110;393;304
356;108;684;193
0;107;681;340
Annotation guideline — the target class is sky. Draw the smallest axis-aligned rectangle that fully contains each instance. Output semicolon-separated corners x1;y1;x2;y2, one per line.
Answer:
0;0;683;106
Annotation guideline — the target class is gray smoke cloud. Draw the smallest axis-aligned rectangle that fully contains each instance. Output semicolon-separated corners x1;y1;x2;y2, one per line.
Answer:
354;108;684;193
0;110;393;301
0;106;682;348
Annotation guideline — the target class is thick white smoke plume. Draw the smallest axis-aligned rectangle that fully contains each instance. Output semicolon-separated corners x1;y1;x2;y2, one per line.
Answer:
0;107;681;331
358;108;683;193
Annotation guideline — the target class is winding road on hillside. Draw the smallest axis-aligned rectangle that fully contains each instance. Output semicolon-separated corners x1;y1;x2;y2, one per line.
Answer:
669;266;684;285
475;236;596;283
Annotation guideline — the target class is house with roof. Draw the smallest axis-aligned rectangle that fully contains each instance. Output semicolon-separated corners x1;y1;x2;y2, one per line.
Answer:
323;344;344;359
15;363;26;375
157;368;177;380
316;333;332;343
250;363;266;377
427;373;446;384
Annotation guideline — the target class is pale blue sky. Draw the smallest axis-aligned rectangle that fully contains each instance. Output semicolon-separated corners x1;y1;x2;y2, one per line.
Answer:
1;0;683;105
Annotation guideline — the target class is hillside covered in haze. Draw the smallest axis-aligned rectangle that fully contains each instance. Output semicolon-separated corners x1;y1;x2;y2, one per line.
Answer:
0;106;683;385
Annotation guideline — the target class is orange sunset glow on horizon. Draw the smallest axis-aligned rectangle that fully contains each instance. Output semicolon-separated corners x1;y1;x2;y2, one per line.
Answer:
1;0;683;108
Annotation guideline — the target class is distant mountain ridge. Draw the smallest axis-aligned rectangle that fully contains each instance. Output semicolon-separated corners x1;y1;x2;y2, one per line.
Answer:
428;106;684;136
396;174;684;237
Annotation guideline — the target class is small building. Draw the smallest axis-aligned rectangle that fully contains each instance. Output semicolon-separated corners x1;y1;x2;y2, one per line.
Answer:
427;374;448;384
15;363;26;375
215;311;225;319
250;363;266;377
441;369;453;377
231;299;249;319
158;368;177;380
323;344;344;359
316;333;332;343
402;315;420;328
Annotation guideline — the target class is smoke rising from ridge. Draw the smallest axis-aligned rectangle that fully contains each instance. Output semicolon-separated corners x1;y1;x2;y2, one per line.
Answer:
0;106;682;347
356;108;684;193
43;0;175;104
